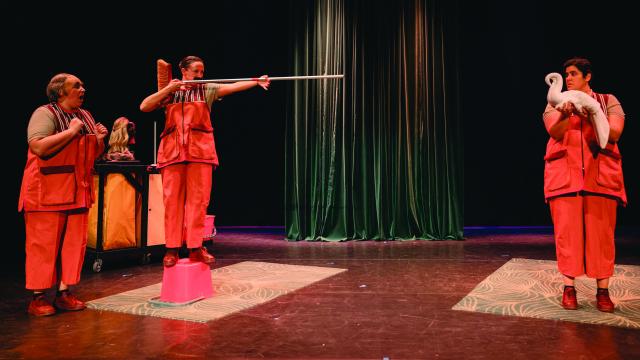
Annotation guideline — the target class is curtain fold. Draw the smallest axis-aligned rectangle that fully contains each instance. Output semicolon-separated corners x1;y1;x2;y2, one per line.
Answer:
286;0;463;241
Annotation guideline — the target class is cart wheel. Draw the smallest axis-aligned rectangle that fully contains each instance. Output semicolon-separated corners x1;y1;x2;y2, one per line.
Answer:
92;259;103;273
140;253;152;265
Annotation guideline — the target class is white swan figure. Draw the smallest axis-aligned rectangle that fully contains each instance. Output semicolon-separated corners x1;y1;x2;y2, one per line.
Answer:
545;72;609;149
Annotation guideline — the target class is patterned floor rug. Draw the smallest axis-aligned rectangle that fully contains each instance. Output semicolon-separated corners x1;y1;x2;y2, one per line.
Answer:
452;258;640;329
87;261;347;323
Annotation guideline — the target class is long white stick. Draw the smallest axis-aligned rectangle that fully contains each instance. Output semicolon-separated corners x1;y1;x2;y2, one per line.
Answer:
183;74;344;84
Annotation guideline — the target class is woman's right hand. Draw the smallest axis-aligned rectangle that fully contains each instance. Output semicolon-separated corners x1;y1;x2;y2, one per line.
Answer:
558;102;576;118
166;79;184;93
69;117;84;135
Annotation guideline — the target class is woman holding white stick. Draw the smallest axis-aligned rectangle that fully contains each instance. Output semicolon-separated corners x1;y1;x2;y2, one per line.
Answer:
140;55;270;267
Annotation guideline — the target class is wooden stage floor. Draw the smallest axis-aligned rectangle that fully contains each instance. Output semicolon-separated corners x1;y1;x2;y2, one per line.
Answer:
1;228;638;359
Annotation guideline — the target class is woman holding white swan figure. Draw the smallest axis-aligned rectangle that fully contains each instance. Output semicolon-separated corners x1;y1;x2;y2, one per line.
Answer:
542;57;626;313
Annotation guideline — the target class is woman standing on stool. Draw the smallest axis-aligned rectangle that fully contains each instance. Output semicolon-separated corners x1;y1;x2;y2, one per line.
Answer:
140;55;269;267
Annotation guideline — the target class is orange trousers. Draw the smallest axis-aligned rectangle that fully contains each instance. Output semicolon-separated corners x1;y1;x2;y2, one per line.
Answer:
160;162;213;249
24;210;88;290
549;194;617;279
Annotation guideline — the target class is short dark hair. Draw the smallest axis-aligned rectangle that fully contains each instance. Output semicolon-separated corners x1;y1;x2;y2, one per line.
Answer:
179;56;204;70
46;73;70;103
563;57;592;77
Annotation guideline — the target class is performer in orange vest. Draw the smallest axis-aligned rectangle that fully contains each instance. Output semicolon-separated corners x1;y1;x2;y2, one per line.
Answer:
542;57;626;312
19;73;108;316
140;56;269;267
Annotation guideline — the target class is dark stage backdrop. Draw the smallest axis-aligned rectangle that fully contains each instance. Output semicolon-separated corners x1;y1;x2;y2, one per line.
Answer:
461;0;638;227
6;2;291;231
4;2;291;269
5;1;638;263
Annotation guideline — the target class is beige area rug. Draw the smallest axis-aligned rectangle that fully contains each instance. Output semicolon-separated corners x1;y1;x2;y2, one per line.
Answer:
87;261;347;323
452;258;640;329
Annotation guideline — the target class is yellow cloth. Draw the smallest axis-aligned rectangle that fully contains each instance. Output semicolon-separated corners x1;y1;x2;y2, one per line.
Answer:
88;174;140;250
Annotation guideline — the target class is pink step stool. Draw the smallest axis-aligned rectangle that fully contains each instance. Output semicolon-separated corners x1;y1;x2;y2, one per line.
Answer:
153;259;213;306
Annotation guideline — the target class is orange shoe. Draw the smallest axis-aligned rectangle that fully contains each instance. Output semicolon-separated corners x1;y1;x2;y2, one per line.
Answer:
163;248;179;267
596;288;615;313
189;247;215;264
28;295;56;316
561;286;578;310
54;291;86;311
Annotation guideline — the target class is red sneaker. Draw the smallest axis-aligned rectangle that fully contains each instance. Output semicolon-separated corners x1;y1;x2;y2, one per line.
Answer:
54;291;86;311
596;288;615;313
28;296;56;316
561;286;578;310
189;247;215;264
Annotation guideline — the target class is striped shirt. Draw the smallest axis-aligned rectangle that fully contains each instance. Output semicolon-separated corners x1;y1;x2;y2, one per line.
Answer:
27;103;97;142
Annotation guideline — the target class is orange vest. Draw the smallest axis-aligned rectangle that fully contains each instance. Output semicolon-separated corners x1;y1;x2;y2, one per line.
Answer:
19;104;103;212
157;85;218;168
543;93;626;204
19;136;100;212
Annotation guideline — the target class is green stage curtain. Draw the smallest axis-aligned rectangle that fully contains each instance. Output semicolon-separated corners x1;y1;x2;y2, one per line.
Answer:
286;0;463;241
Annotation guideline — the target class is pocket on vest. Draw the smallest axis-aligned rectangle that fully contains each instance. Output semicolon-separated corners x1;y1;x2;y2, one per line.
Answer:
596;150;623;190
158;126;179;163
544;149;570;192
39;165;76;205
188;127;215;160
